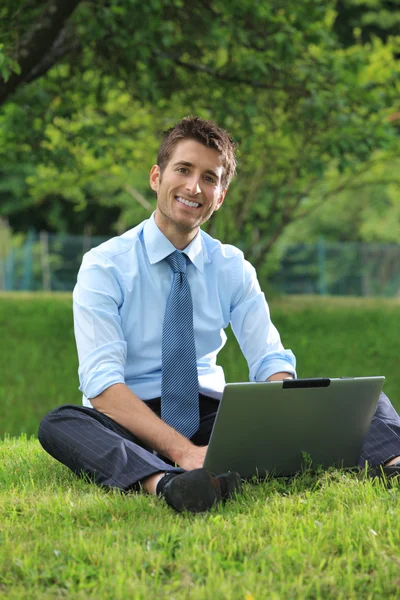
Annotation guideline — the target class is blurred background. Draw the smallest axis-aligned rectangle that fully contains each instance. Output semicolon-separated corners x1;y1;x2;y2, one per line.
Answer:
1;0;399;296
1;0;400;436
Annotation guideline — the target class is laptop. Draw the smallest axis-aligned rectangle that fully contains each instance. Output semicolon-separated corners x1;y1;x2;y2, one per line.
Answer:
203;376;384;478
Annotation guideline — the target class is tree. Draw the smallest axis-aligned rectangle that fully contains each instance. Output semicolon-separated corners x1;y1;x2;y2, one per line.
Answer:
0;0;331;107
0;0;81;105
1;0;399;275
334;0;400;46
277;150;400;244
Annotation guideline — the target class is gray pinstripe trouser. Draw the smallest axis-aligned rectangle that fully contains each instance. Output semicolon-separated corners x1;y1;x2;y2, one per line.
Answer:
38;395;218;490
38;392;400;490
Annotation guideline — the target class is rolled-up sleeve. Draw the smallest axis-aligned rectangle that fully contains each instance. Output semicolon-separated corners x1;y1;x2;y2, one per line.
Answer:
230;256;296;381
73;250;127;399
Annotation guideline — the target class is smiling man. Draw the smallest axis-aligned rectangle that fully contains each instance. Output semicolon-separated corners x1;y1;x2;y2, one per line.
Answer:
38;116;400;513
150;137;226;249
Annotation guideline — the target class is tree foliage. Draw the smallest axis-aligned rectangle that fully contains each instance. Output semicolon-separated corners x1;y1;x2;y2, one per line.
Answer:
279;150;400;246
0;0;399;273
334;0;400;45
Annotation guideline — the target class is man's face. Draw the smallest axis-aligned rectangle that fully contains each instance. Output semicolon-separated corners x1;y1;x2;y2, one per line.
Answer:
150;139;226;242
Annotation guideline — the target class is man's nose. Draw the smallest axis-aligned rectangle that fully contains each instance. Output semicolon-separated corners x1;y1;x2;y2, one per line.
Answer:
185;175;201;195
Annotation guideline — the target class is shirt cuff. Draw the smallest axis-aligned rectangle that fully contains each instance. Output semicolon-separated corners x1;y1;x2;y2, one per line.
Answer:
253;353;297;382
79;369;125;399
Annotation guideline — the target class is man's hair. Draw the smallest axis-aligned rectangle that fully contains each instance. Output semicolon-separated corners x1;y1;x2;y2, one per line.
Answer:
157;116;237;188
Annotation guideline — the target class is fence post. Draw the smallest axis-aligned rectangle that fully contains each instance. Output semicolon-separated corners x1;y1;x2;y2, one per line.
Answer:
83;223;93;255
317;237;328;295
21;229;35;291
0;258;4;290
360;244;371;297
4;247;15;291
40;231;51;291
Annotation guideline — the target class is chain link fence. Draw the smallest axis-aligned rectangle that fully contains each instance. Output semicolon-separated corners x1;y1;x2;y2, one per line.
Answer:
1;228;400;297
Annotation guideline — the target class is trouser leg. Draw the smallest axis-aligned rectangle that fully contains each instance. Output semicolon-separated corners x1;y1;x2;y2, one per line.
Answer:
358;392;400;468
38;404;182;491
38;395;220;491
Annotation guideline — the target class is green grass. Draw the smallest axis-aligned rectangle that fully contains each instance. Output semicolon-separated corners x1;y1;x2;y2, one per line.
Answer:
0;294;78;438
1;293;399;437
1;294;400;597
1;436;400;599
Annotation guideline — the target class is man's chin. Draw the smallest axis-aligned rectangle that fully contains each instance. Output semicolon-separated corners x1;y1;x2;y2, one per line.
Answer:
174;219;200;234
156;207;202;233
170;211;201;232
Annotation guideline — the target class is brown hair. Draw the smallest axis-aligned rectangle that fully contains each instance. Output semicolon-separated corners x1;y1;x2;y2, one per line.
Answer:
157;116;237;188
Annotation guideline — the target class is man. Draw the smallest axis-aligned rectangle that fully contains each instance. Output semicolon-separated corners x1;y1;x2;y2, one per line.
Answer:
39;116;400;513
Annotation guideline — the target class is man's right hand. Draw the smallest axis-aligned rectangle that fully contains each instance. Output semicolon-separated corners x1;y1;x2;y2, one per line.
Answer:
92;384;208;469
176;445;208;471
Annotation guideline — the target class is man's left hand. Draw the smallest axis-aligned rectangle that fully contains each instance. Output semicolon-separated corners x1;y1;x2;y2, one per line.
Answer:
267;372;294;382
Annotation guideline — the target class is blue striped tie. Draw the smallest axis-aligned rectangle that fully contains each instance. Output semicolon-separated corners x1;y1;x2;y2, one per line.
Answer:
161;250;200;438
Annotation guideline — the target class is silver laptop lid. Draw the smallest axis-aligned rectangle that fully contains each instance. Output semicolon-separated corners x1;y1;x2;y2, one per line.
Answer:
203;377;384;477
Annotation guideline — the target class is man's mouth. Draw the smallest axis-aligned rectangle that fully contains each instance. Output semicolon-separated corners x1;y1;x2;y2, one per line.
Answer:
176;196;201;209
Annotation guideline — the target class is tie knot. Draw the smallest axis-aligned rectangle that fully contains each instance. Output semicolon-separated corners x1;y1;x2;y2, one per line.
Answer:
165;250;187;274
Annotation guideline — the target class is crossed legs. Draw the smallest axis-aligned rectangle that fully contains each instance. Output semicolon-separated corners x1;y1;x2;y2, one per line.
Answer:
38;392;400;507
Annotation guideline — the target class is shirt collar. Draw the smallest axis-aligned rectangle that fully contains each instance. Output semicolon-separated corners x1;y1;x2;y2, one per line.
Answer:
143;213;209;273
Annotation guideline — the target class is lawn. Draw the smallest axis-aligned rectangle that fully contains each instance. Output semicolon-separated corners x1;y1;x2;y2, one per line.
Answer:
1;293;399;437
2;436;400;599
1;294;400;598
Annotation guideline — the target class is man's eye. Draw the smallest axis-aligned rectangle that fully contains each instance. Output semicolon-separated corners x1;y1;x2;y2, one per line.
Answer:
177;167;188;174
205;176;216;183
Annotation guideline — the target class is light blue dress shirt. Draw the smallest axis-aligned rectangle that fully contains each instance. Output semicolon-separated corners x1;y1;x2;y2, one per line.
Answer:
73;213;296;407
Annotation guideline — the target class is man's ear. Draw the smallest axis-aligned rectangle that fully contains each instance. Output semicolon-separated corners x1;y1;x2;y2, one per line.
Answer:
149;165;160;192
215;189;227;211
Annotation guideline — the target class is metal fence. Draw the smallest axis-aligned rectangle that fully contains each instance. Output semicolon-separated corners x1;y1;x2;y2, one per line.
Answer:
270;240;400;297
1;231;400;297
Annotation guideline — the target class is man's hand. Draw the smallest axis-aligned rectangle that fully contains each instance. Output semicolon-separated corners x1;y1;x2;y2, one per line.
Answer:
267;372;293;382
176;445;208;471
92;383;201;466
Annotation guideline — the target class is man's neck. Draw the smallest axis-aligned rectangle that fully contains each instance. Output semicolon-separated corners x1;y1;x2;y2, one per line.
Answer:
154;213;199;250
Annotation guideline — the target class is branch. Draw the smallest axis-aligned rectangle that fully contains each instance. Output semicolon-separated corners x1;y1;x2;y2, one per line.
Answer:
123;185;154;211
235;164;267;230
296;173;400;221
0;0;82;106
251;175;318;266
153;51;310;95
272;168;400;239
24;25;82;85
331;179;400;191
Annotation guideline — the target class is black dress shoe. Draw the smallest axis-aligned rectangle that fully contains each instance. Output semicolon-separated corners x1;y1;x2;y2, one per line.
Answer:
367;460;400;479
157;468;242;513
